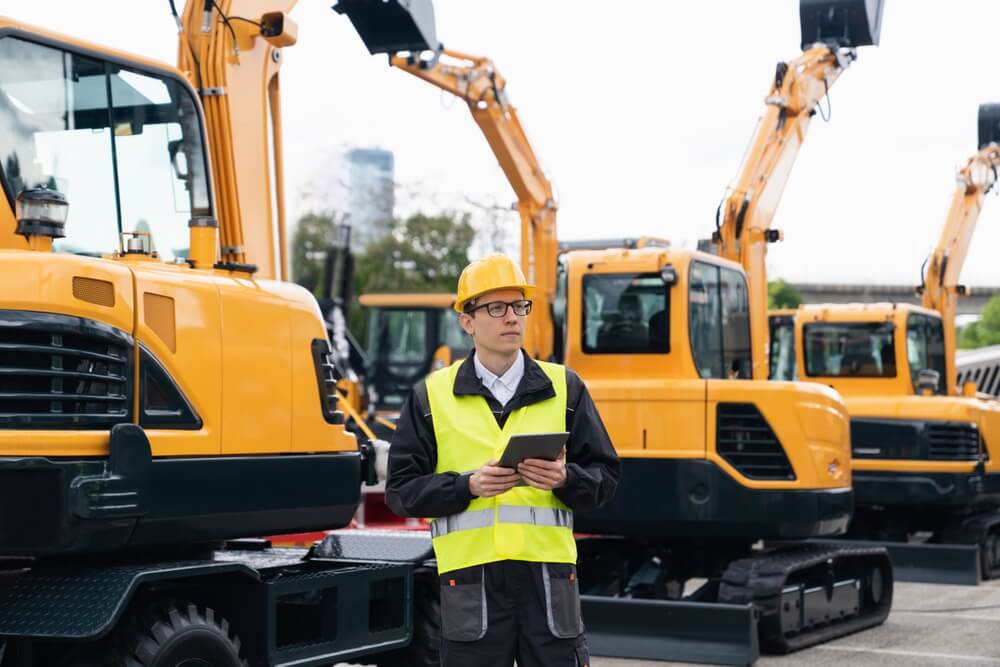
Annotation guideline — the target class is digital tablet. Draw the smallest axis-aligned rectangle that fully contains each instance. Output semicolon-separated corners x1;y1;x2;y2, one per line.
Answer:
497;431;569;470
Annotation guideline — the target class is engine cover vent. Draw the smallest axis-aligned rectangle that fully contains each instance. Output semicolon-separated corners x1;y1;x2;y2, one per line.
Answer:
716;403;795;481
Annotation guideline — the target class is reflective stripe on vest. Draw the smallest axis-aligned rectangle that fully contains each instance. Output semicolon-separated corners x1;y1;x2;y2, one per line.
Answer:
430;506;574;538
425;357;576;574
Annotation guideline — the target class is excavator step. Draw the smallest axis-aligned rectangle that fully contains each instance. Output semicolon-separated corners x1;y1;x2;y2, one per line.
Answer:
581;595;759;666
719;544;893;654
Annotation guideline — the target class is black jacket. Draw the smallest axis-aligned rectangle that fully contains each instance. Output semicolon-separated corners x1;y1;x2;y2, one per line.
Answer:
385;350;621;519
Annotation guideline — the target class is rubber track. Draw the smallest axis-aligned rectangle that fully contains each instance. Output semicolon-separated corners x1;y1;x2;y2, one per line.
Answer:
718;544;893;654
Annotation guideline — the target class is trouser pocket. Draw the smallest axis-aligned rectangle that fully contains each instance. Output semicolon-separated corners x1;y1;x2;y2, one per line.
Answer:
439;565;487;641
542;562;584;638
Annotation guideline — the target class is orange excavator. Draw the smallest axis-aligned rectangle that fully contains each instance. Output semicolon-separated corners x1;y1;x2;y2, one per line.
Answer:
340;0;894;659
769;105;1000;581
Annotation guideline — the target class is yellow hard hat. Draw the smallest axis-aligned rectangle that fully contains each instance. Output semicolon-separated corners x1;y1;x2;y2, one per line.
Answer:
454;254;535;313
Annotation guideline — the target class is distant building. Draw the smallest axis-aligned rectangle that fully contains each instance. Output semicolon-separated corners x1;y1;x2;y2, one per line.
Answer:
344;147;394;250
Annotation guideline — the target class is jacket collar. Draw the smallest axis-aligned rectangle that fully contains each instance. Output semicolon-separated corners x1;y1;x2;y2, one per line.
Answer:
453;349;554;407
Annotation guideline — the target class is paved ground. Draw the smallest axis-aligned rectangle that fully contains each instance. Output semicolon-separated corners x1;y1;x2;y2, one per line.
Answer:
341;578;1000;667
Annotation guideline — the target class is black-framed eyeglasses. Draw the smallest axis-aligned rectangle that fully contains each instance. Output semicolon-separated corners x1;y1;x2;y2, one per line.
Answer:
465;299;533;318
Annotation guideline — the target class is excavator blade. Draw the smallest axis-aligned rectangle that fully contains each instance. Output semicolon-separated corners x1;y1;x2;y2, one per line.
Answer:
799;0;884;50
334;0;439;55
978;103;1000;149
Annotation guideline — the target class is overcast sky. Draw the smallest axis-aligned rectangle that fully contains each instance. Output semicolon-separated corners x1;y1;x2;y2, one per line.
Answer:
6;0;1000;287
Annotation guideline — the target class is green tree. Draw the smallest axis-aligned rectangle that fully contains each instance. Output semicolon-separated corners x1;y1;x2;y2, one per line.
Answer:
959;294;1000;348
354;212;475;295
290;212;339;296
349;211;476;339
768;279;803;309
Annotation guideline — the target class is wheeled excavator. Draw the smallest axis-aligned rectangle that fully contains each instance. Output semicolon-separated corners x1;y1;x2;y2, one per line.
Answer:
0;2;463;664
768;105;1000;581
339;0;893;657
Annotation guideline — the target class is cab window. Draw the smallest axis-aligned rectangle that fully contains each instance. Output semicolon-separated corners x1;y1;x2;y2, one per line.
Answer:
368;309;427;365
438;308;472;358
802;322;896;378
581;273;669;354
0;37;211;259
688;262;751;379
907;313;946;394
769;315;797;381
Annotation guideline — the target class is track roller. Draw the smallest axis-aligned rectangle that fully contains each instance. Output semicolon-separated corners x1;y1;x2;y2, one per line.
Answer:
718;544;892;653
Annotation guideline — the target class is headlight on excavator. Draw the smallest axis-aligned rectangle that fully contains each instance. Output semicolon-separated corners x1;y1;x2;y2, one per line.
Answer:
16;187;69;239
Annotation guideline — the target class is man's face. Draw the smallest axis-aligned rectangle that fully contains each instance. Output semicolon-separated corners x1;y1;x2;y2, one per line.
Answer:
459;288;527;356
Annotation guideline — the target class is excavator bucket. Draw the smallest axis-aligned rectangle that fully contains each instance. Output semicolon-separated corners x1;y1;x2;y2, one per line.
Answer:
978;104;1000;149
334;0;439;55
800;0;884;50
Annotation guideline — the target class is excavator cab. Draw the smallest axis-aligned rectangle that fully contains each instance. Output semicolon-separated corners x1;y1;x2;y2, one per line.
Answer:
360;293;471;414
335;0;439;55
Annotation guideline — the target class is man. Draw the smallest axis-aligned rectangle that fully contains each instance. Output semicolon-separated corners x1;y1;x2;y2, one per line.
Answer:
386;254;620;667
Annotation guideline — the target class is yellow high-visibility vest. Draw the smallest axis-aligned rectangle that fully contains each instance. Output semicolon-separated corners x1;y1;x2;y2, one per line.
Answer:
426;358;577;574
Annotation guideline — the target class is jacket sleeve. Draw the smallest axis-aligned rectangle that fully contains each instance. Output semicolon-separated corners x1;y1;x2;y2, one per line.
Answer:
553;369;621;512
384;382;475;519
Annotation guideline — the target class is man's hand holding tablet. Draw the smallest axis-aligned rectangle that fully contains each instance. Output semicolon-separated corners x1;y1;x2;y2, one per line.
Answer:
469;432;570;496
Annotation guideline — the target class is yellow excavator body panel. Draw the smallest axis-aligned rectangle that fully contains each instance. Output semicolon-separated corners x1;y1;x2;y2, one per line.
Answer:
793;302;1000;476
0;250;353;457
563;248;850;492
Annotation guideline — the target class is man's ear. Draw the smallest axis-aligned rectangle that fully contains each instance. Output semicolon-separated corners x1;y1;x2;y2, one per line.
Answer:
459;313;475;336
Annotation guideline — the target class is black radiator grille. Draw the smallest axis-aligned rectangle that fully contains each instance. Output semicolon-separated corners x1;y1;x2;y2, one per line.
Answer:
926;423;982;461
716;403;795;480
0;312;132;428
850;418;983;461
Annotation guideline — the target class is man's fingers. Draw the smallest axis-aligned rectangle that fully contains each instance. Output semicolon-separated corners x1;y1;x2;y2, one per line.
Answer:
519;476;552;490
481;474;521;486
481;465;517;477
480;481;520;496
519;458;562;471
518;468;559;486
518;465;555;480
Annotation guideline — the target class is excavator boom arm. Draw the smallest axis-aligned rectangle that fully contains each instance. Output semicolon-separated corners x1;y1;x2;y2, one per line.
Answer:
921;143;1000;392
390;50;558;359
178;0;297;280
716;45;850;378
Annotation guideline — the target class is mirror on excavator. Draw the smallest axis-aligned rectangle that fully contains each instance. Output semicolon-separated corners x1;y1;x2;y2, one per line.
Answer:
335;0;440;54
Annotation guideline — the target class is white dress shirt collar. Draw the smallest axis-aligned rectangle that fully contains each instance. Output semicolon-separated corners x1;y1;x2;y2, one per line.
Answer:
473;351;524;407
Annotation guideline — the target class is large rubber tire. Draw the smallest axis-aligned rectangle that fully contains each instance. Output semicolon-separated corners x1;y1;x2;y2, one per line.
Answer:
375;570;441;667
115;600;247;667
